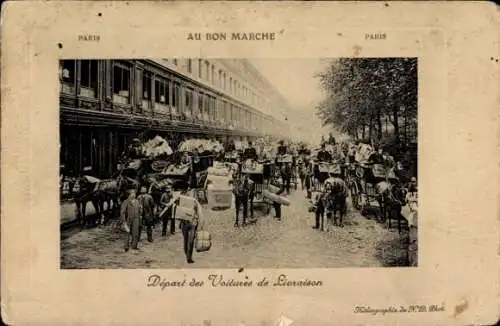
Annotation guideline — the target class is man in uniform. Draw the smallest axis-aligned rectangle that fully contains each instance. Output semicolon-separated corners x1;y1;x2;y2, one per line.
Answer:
159;185;176;236
242;141;258;161
138;186;155;242
121;188;143;251
408;176;418;193
327;132;336;146
317;143;332;162
277;140;287;157
173;189;203;264
298;143;311;157
368;146;385;164
226;139;236;153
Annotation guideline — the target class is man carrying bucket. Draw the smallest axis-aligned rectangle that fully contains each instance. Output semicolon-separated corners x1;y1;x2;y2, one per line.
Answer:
174;190;204;264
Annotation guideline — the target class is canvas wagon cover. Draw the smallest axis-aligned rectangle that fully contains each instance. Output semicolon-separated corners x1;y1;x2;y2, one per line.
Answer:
162;164;190;176
318;163;342;175
372;164;397;180
241;160;264;174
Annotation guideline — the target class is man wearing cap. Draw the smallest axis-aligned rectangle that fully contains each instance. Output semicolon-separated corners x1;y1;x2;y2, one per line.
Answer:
121;188;143;251
159;186;176;236
138;186;155;242
317;143;332;162
242;141;258;161
368;146;385;165
277;140;287;157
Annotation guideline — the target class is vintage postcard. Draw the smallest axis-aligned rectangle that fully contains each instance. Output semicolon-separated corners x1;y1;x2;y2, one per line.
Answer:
1;1;498;326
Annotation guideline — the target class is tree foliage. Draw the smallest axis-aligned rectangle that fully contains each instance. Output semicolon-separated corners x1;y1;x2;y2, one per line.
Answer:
315;58;418;150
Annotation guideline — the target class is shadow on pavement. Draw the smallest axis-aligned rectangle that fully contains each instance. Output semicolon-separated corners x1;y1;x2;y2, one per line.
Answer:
374;234;410;267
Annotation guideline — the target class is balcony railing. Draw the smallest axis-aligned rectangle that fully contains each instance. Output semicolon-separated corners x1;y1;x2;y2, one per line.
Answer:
113;92;130;105
80;86;96;98
61;83;75;95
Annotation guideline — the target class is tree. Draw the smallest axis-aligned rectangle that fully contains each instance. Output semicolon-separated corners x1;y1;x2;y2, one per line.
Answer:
315;58;417;149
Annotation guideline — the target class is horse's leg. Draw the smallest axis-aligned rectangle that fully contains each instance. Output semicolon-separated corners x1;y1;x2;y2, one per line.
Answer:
81;200;88;228
99;199;106;225
397;207;402;234
340;201;346;228
249;193;254;219
387;205;392;230
74;201;82;226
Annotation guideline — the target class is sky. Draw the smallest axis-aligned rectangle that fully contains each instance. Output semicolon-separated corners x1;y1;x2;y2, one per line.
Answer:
249;58;339;143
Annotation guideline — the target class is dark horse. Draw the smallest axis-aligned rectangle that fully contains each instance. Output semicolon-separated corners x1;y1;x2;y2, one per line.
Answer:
315;177;348;231
72;174;137;227
376;180;407;233
230;171;255;227
279;162;293;195
325;178;348;229
71;176;101;228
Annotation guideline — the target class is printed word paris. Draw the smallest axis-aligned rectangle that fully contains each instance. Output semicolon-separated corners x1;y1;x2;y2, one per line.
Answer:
78;34;100;41
365;33;386;40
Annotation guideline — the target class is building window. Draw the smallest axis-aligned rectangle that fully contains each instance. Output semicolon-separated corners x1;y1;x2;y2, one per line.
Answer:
230;104;235;125
229;77;233;93
154;77;170;105
173;83;180;112
138;69;152;110
211;65;215;85
80;60;98;98
142;71;152;100
113;62;131;105
184;88;193;117
197;92;204;120
210;96;216;121
198;59;203;78
187;59;193;73
173;59;178;66
205;61;210;82
203;94;210;121
59;60;76;94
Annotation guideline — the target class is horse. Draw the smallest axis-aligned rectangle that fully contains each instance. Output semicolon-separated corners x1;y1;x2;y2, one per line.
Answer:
324;177;348;229
93;174;134;225
279;162;293;195
297;157;309;190
73;174;138;227
313;177;348;231
375;180;407;232
230;171;255;226
71;176;101;228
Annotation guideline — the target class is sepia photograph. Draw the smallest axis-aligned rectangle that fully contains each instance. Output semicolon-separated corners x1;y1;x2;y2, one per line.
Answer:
59;57;419;269
4;1;499;325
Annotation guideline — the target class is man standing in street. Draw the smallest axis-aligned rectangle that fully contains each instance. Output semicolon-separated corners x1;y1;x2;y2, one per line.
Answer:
159;186;176;236
138;186;155;243
232;173;253;227
176;190;203;264
121;188;143;252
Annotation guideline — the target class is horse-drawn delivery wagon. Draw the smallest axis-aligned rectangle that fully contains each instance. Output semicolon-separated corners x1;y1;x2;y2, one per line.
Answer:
350;163;399;217
310;161;344;192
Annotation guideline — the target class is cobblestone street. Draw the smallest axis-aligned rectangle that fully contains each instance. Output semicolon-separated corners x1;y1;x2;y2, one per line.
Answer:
61;187;409;269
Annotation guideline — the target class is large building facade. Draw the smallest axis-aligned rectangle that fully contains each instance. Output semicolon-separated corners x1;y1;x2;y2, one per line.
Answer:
59;59;290;178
